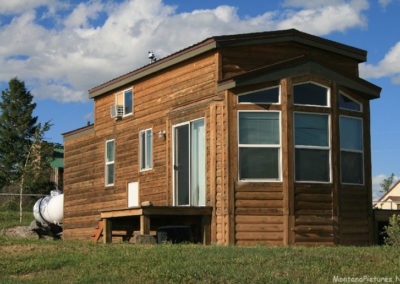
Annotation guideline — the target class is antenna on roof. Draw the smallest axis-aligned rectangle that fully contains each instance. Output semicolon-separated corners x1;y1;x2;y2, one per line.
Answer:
148;51;157;63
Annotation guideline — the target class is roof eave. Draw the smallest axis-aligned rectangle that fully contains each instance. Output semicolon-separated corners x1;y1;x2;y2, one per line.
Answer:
218;59;381;100
89;40;218;99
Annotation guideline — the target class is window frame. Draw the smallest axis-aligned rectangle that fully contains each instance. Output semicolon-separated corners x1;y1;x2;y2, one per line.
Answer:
139;128;153;172
237;110;282;182
115;88;133;117
237;85;281;105
105;139;115;187
294;112;332;183
339;115;364;185
339;92;363;112
293;81;330;108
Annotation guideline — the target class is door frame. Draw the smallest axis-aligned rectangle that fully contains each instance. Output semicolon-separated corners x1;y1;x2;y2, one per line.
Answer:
172;117;205;206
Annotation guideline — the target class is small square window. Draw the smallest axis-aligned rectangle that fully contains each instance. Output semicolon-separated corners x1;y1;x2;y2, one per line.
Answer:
339;93;362;112
293;82;329;107
116;89;133;116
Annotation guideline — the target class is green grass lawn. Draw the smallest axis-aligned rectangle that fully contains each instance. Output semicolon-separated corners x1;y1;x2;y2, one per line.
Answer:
0;210;33;230
1;238;399;283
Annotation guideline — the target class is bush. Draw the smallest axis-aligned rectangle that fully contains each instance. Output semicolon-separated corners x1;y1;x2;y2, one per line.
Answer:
385;214;400;246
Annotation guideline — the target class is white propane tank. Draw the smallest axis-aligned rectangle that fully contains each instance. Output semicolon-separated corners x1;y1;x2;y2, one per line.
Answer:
33;190;63;225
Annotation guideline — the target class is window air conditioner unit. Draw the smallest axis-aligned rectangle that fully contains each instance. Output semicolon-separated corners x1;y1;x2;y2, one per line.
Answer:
110;105;124;119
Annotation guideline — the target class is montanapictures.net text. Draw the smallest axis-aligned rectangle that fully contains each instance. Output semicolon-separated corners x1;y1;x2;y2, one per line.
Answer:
333;275;400;283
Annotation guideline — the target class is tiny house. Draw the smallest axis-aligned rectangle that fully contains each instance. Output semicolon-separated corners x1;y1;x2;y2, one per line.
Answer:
63;29;381;245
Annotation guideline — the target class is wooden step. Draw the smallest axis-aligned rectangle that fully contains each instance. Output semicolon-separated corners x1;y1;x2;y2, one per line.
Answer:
91;220;104;242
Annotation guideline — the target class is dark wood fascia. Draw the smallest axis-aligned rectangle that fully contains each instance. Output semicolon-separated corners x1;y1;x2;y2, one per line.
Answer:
218;60;381;100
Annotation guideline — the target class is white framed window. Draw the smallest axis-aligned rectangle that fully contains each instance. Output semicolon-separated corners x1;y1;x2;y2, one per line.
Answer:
293;81;330;107
238;111;281;181
339;93;362;112
340;116;364;185
238;85;280;104
139;129;152;171
105;139;115;186
294;112;331;183
116;88;133;116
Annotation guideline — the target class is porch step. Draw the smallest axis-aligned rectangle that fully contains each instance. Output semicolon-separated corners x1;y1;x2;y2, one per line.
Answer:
91;220;135;242
91;220;104;242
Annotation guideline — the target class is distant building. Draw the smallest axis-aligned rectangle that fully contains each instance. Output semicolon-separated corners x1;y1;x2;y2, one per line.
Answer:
50;147;64;190
374;181;400;210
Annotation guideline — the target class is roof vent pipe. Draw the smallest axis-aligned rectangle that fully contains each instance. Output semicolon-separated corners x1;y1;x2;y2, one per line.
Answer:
148;51;157;63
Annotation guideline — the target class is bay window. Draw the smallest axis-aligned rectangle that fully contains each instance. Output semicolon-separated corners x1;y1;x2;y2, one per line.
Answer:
340;116;364;184
294;113;330;182
238;111;281;181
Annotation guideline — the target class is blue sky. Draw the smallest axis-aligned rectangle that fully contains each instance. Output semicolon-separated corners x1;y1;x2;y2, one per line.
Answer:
0;0;399;198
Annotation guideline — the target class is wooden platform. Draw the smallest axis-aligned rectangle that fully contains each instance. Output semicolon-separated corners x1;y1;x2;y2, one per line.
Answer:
99;206;213;244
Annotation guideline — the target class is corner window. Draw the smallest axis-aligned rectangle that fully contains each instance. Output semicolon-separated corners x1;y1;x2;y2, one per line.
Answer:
238;111;281;181
293;82;329;107
139;129;152;171
105;140;115;186
339;93;362;112
294;113;330;182
340;116;363;184
238;86;280;104
116;89;133;116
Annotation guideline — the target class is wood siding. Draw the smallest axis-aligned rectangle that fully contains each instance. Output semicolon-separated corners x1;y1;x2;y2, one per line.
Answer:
64;52;221;240
221;42;360;80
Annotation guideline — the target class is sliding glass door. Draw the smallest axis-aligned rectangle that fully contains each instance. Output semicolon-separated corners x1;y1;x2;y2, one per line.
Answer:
173;118;205;206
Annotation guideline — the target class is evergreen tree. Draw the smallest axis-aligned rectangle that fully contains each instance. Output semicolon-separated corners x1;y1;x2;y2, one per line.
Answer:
380;173;397;194
0;78;38;189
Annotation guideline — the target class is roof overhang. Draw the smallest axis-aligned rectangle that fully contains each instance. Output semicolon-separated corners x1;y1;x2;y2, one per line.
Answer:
218;56;381;100
88;29;368;99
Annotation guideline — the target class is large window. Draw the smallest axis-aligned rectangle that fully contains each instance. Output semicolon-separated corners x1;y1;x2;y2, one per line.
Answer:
116;89;133;116
238;111;281;181
340;116;363;184
294;113;330;182
105;140;115;186
293;82;329;107
238;86;280;104
139;129;152;171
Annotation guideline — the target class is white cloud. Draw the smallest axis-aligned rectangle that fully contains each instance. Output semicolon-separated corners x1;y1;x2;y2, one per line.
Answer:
0;0;56;14
360;42;400;84
0;0;371;102
277;0;368;35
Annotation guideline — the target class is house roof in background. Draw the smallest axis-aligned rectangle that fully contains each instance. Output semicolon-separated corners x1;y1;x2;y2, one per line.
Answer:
50;147;64;169
377;180;400;202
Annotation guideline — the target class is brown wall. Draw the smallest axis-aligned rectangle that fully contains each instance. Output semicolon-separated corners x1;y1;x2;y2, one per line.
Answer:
63;51;221;240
